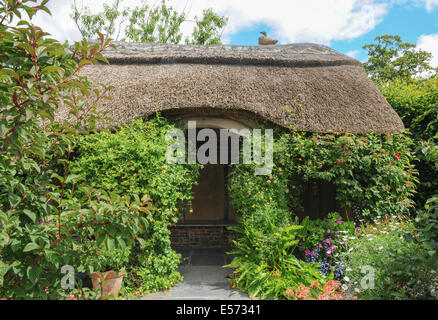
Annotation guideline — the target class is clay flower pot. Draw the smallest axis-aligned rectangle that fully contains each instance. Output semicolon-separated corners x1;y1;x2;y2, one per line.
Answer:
90;268;125;298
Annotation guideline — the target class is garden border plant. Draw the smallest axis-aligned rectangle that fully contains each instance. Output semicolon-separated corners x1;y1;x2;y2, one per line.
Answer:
226;123;418;299
70;116;201;296
0;0;157;300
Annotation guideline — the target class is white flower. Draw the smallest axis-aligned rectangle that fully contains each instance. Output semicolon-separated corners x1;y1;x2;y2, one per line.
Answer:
344;276;350;282
354;288;361;293
346;267;352;272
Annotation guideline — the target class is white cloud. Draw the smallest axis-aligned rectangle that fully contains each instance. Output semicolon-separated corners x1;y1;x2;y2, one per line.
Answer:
417;33;438;67
345;50;360;58
423;0;438;11
26;0;390;45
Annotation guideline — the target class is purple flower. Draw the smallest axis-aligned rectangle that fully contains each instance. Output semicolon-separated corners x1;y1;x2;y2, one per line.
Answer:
324;238;331;244
355;227;361;231
335;232;339;238
318;243;323;248
305;249;311;256
299;242;303;246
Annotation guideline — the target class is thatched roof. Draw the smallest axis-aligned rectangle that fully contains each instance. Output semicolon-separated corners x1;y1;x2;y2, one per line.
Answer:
61;42;404;133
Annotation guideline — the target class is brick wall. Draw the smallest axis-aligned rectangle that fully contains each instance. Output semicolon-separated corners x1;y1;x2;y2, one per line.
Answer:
170;226;238;248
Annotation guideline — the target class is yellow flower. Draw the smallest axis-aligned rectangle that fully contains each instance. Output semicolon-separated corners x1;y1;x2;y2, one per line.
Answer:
308;161;312;165
298;158;302;161
260;195;264;199
285;153;290;157
252;204;256;208
245;254;248;258
189;209;193;213
174;208;178;212
274;232;280;236
269;197;272;201
310;148;314;151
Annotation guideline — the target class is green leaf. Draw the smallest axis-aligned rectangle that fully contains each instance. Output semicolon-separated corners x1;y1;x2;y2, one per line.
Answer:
26;266;41;285
23;242;39;252
23;209;36;223
8;194;21;208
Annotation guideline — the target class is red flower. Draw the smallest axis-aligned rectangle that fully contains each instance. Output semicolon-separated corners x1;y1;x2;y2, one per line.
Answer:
395;153;401;160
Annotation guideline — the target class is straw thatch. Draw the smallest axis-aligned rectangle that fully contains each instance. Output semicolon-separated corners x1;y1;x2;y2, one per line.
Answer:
58;42;404;133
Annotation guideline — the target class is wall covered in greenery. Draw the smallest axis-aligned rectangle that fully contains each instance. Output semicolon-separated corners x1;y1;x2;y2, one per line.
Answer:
226;126;418;299
70;116;201;294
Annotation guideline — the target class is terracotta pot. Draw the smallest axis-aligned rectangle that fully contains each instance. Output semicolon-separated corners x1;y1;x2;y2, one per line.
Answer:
90;269;125;297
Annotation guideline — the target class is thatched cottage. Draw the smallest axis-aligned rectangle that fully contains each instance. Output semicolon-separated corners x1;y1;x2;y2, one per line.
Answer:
69;42;404;247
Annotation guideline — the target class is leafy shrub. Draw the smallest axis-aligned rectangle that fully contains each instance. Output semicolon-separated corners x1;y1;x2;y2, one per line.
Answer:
226;124;417;299
82;247;131;273
298;212;356;280
70;116;201;294
379;77;438;206
0;0;154;299
341;216;438;299
226;221;328;299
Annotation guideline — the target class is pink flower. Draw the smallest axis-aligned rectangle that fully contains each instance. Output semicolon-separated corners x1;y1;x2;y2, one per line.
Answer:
335;233;339;238
325;238;331;244
336;219;343;224
355;227;361;231
305;249;311;256
40;222;45;226
327;229;331;233
318;243;323;248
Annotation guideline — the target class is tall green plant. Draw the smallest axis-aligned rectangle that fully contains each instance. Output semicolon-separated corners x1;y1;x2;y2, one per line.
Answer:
0;0;153;299
70;116;201;294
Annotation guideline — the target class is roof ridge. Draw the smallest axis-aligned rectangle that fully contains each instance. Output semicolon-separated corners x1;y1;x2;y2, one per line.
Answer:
94;42;362;68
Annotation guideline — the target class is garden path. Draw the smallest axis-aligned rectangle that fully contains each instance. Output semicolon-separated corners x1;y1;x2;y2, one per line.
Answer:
141;248;252;300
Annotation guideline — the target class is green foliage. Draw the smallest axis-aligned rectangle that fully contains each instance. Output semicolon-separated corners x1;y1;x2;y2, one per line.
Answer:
226;222;328;299
185;8;228;45
341;216;437;299
70;116;201;294
71;116;200;221
230;128;417;223
71;0;228;45
379;77;438;206
227;125;417;299
297;213;356;280
0;0;153;299
71;0;129;41
298;212;355;253
83;247;131;273
362;34;437;82
123;250;183;295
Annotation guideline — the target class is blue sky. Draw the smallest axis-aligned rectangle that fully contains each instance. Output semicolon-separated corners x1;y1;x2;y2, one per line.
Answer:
34;1;438;65
226;2;438;63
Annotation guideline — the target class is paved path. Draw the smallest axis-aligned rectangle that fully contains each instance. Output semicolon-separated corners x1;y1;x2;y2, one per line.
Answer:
141;248;252;300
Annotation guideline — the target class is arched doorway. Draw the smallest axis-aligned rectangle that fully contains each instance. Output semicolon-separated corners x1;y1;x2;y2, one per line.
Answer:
168;116;252;250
